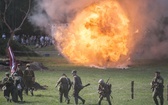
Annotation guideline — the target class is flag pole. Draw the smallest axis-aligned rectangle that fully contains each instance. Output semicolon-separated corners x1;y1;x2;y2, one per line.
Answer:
7;39;17;75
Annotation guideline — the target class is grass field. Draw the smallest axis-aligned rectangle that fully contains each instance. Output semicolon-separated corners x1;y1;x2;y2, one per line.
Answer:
0;56;168;105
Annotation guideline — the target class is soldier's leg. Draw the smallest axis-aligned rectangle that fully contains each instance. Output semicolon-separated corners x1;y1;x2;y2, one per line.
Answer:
29;81;34;96
25;87;28;95
4;89;10;102
106;96;112;105
64;91;70;104
78;95;85;104
59;92;63;103
76;89;85;104
18;90;23;101
152;91;159;105
11;87;18;102
159;91;164;105
73;90;78;105
24;82;28;95
30;87;34;96
98;96;103;105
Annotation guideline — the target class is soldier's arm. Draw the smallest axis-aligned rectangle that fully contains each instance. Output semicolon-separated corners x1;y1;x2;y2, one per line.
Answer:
32;70;35;77
162;77;164;85
23;70;27;79
79;76;82;85
55;77;62;88
68;78;72;86
68;78;72;91
2;78;7;85
151;78;157;87
98;85;102;94
73;76;77;87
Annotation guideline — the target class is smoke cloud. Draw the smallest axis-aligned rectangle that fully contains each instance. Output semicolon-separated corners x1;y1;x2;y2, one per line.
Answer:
29;0;98;25
29;0;168;61
119;0;168;60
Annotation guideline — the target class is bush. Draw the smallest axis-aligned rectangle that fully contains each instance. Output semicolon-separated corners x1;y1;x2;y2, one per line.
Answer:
0;39;39;57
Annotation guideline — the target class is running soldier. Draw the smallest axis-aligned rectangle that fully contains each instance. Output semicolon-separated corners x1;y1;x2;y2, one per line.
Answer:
23;64;35;96
71;70;85;105
151;71;164;105
98;79;112;105
55;73;71;104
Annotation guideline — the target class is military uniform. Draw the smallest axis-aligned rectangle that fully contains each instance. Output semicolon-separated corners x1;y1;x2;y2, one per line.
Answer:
1;72;14;102
72;70;85;105
16;64;23;77
23;64;35;96
98;79;112;105
55;74;71;104
13;73;25;102
151;71;164;105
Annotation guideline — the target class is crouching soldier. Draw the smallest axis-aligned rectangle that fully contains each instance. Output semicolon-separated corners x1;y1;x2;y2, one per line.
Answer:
98;79;112;105
55;73;72;104
23;64;35;96
1;72;14;102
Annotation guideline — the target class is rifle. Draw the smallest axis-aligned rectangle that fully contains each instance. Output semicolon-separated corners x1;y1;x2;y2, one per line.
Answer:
151;80;159;92
106;77;110;84
105;77;113;99
82;83;90;88
71;83;90;91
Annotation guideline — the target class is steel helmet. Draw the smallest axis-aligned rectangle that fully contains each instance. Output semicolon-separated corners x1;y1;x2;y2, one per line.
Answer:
98;79;104;84
26;64;30;67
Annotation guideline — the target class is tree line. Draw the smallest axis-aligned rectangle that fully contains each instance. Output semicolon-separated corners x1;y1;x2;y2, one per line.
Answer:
0;0;45;39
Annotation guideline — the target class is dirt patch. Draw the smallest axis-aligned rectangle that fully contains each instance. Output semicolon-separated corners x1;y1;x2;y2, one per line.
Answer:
0;81;48;91
0;60;48;71
30;62;48;71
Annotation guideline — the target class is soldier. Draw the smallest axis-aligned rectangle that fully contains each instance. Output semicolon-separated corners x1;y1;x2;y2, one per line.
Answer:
23;63;35;96
13;73;25;102
16;64;23;77
151;71;164;105
55;73;71;104
98;79;112;105
1;72;14;102
71;70;85;105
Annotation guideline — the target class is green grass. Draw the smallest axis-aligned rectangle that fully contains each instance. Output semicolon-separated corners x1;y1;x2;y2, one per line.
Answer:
0;56;168;105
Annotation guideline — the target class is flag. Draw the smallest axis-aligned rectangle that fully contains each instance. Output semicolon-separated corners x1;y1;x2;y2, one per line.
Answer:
7;45;17;74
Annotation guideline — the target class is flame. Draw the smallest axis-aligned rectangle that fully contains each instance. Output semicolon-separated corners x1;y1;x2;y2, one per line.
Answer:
54;0;130;68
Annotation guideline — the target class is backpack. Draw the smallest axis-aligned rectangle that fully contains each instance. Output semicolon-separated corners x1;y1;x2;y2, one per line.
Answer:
107;83;112;94
17;83;22;90
16;77;24;90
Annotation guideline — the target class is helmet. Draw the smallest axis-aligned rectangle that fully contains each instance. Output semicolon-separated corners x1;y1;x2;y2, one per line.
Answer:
71;70;77;74
98;79;104;84
155;71;160;74
26;64;30;67
13;73;18;76
62;73;67;76
5;72;10;75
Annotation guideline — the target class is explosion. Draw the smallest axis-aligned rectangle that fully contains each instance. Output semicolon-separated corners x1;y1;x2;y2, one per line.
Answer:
54;0;130;68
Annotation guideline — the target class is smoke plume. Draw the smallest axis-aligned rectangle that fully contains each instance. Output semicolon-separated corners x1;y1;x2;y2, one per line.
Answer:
119;0;168;61
29;0;168;63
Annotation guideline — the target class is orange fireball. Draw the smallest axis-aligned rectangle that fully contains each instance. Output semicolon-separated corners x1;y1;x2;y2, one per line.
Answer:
55;0;130;68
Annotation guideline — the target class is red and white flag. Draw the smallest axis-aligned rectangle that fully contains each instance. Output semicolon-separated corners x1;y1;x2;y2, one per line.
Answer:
7;46;17;74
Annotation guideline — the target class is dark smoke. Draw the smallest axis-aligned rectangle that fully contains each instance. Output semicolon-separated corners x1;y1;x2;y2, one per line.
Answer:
29;0;168;61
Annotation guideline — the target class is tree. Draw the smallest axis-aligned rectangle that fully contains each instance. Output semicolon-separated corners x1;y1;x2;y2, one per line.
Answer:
0;0;31;40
